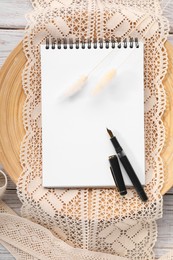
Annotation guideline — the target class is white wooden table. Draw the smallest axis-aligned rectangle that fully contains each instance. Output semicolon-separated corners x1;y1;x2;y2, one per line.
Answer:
0;1;173;259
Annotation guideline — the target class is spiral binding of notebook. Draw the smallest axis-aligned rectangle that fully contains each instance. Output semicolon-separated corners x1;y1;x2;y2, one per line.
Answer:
45;38;140;49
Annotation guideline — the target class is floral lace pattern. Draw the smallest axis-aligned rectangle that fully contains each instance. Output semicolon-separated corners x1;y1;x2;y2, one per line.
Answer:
15;0;169;259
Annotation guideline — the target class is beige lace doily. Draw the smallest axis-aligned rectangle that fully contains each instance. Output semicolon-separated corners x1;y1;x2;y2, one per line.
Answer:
1;0;171;259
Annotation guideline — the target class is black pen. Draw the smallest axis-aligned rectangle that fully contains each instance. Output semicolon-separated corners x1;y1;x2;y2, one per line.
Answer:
109;155;127;196
107;128;148;202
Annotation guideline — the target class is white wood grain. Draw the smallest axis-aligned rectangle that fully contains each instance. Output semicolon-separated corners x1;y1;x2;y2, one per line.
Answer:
0;0;32;28
155;194;173;258
0;165;16;190
1;190;22;215
167;187;173;194
0;29;24;67
161;0;173;31
0;245;14;260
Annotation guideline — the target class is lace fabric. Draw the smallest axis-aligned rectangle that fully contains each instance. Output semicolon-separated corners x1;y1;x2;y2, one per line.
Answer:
30;0;162;14
0;0;171;259
0;174;172;259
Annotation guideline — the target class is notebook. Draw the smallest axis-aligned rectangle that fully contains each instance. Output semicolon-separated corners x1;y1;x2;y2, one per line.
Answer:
41;38;145;188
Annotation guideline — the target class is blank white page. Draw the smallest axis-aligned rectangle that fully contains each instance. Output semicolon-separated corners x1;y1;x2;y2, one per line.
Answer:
41;42;145;188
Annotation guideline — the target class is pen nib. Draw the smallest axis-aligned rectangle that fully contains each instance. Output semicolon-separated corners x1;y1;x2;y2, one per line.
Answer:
106;128;114;138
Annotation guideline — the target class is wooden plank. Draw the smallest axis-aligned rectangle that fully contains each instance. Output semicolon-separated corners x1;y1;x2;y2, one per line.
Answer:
0;0;172;32
155;194;173;258
0;29;24;67
0;165;16;190
161;0;173;33
0;245;15;260
1;190;21;215
0;0;32;29
5;175;16;190
167;188;173;194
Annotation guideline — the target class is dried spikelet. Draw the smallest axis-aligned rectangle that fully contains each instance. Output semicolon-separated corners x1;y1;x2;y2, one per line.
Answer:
92;69;116;95
63;75;88;97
